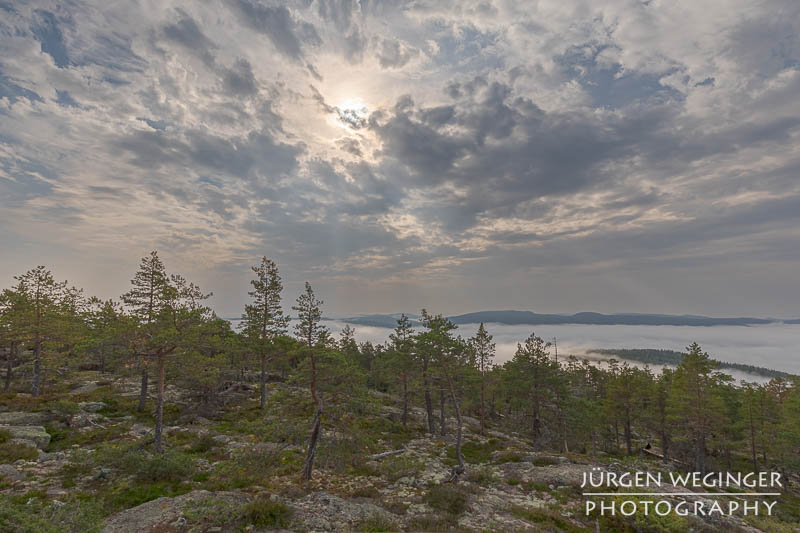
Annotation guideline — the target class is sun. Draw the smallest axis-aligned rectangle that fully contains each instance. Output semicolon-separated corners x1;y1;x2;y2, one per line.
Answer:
333;97;369;130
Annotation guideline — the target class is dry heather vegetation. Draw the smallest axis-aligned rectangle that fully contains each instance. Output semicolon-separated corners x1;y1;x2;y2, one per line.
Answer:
2;372;799;533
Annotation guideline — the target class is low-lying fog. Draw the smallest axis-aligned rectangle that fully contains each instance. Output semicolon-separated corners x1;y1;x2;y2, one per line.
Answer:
324;320;800;382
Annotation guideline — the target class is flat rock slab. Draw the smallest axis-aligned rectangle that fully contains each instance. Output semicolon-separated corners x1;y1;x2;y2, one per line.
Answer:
68;382;100;396
79;402;107;413
0;411;51;425
292;491;397;532
0;425;50;449
0;464;23;481
101;490;248;533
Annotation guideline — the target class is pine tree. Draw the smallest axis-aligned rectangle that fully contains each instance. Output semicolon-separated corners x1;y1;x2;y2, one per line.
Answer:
605;363;650;455
469;322;495;434
416;309;450;436
292;282;327;481
668;343;720;473
388;314;415;427
241;257;288;410
122;252;210;453
505;332;556;440
122;251;169;412
14;266;67;396
419;310;467;480
0;283;28;392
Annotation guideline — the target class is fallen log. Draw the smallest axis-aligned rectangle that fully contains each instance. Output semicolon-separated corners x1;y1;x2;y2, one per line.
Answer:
367;449;405;460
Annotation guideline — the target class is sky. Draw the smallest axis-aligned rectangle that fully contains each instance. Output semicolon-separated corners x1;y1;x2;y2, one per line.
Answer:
1;0;799;319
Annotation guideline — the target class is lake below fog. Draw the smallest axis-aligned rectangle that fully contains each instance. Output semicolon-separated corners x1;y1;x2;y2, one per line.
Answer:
324;320;800;380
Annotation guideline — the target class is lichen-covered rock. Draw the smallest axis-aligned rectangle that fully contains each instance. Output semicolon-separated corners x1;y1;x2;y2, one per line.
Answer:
292;491;396;532
78;401;107;413
9;438;38;449
0;425;50;448
0;411;51;425
68;412;107;428
128;423;152;437
38;449;66;462
0;464;23;481
101;490;248;533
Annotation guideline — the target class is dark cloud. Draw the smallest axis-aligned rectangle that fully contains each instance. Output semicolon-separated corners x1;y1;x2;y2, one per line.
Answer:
0;75;42;103
162;10;217;66
55;89;80;108
113;124;303;187
316;0;358;32
221;58;259;96
229;0;319;60
376;38;418;69
31;10;70;68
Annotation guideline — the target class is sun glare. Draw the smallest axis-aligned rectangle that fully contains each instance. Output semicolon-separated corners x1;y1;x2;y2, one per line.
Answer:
333;97;369;130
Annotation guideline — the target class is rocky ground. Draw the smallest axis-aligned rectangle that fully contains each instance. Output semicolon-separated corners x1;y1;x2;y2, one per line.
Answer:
1;373;798;532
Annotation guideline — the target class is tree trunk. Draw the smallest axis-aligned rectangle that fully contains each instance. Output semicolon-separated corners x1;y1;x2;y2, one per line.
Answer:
32;333;42;396
695;433;706;473
439;387;446;437
260;350;267;410
99;342;105;374
401;375;408;428
624;415;632;455
661;430;669;462
303;352;323;481
423;361;435;435
138;366;149;412
749;414;759;473
154;353;166;454
303;408;322;481
443;365;464;482
479;377;486;435
4;343;14;392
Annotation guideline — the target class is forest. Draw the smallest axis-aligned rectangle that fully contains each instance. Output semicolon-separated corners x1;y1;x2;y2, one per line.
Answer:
587;349;794;380
1;252;799;531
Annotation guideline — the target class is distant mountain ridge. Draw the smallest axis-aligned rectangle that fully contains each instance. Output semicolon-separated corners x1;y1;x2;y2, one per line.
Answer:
338;310;791;328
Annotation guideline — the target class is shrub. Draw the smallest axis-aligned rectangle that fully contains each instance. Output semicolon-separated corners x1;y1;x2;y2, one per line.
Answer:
49;400;81;415
532;455;561;466
447;439;502;464
424;484;470;515
187;433;219;454
511;505;587;533
136;451;195;483
464;466;496;484
355;512;398;532
242;497;294;528
0;441;38;463
494;450;524;463
408;513;459;532
380;455;425;482
107;482;190;511
349;485;381;499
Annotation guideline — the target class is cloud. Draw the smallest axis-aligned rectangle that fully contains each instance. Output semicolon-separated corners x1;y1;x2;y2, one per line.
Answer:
229;0;319;61
0;0;799;320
